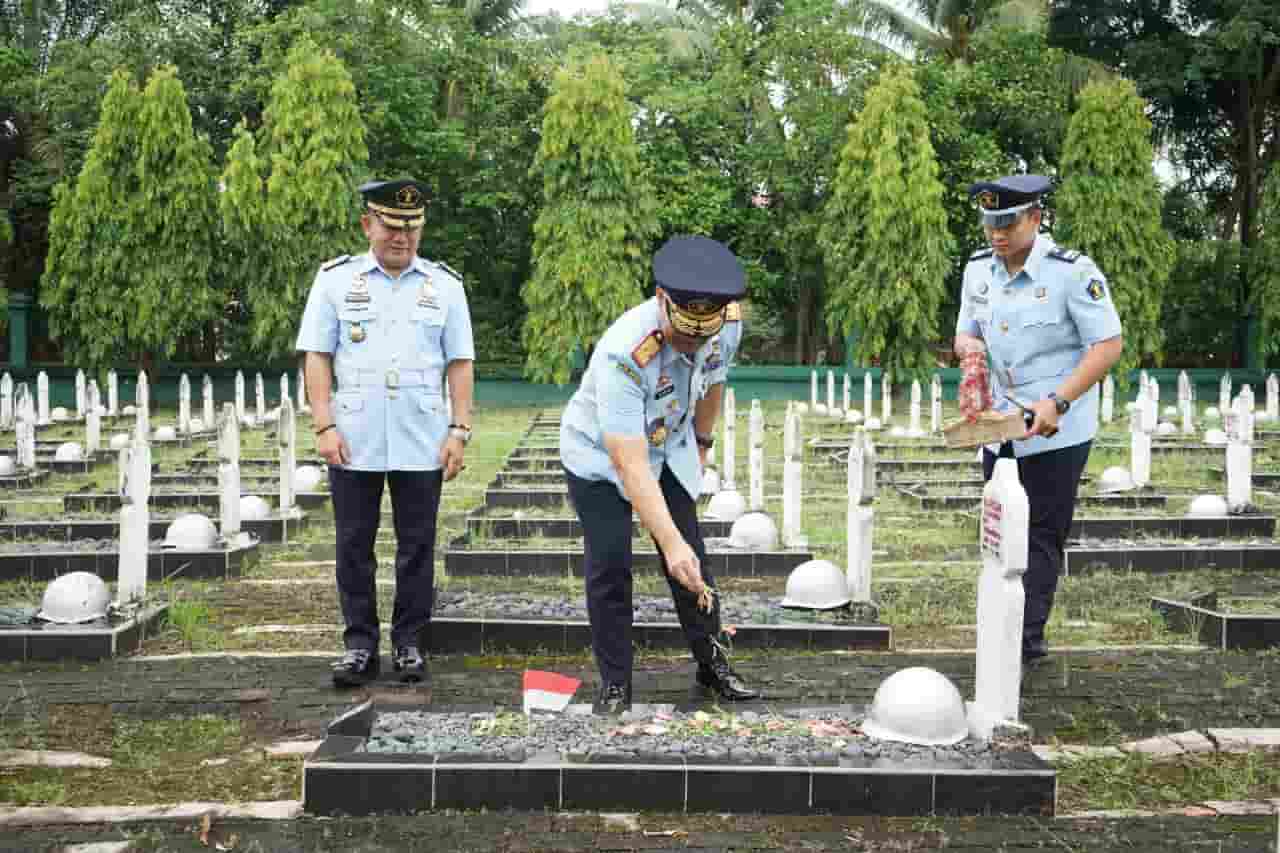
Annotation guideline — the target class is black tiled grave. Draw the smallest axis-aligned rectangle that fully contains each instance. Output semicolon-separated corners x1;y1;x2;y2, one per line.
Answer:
0;537;260;583
64;491;327;513
444;541;813;579
0;603;168;662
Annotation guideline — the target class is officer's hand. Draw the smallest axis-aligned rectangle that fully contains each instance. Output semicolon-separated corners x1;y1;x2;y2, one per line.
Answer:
1024;399;1061;439
662;539;705;595
318;428;350;466
440;436;466;482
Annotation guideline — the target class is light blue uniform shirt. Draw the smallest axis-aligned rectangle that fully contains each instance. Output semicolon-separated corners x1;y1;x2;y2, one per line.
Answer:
955;234;1122;458
295;251;475;471
560;297;741;501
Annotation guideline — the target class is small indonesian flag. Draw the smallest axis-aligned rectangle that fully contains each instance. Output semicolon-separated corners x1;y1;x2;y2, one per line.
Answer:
522;670;581;715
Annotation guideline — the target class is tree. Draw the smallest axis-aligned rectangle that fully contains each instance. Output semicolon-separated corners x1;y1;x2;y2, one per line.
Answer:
862;0;1048;63
222;36;367;357
1254;167;1280;359
1050;0;1280;368
521;52;659;384
41;65;220;367
1055;78;1173;382
818;64;953;377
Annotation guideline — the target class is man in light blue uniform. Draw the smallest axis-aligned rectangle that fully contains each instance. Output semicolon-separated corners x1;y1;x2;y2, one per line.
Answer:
561;235;757;714
955;174;1123;662
296;179;475;687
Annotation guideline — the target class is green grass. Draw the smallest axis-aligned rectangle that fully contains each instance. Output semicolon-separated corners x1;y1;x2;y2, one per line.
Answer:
1057;750;1280;813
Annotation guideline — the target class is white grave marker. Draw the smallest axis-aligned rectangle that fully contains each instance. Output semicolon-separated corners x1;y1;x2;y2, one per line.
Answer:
1101;374;1114;424
1220;372;1231;416
279;397;297;512
178;373;191;435
1130;403;1152;489
297;366;308;413
1226;392;1252;509
36;370;49;425
116;431;152;608
219;403;242;537
972;457;1029;737
782;408;803;548
235;371;246;420
203;375;214;428
749;400;765;511
931;374;942;434
280;373;290;415
826;370;835;414
86;383;101;454
135;371;150;442
863;373;872;422
1268;373;1279;421
75;369;86;419
1179;370;1193;435
1242;385;1256;443
846;430;876;603
908;380;922;436
107;369;119;416
843;373;851;413
255;372;266;422
810;370;818;410
0;373;12;430
15;384;34;470
722;388;737;489
881;372;892;422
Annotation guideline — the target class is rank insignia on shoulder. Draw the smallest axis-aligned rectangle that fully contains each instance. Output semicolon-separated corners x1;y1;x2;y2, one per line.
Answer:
632;331;663;367
1086;279;1106;301
616;361;643;387
322;254;352;271
434;260;462;281
1049;247;1082;263
969;248;994;260
725;302;742;322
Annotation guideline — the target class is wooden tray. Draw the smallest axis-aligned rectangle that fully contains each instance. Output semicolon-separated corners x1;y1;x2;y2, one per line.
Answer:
942;411;1027;448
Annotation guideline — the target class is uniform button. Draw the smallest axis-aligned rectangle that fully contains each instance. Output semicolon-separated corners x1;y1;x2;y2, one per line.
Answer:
1000;321;1009;333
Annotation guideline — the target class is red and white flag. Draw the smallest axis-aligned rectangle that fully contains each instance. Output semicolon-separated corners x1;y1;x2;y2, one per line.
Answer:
522;670;581;714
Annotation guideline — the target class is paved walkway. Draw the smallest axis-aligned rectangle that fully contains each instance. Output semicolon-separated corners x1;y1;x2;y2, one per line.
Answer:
5;647;1279;742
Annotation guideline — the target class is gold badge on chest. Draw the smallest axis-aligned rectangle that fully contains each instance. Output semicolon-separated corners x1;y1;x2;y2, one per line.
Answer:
647;419;668;447
349;323;367;343
345;272;370;304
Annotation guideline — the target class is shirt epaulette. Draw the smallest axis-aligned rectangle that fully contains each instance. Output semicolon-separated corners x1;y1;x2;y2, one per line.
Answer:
969;248;994;260
631;330;663;368
725;302;741;323
434;260;463;281
1048;248;1082;263
321;254;352;271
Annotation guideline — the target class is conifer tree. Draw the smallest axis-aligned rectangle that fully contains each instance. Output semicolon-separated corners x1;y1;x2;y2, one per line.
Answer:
1056;78;1173;382
818;65;953;379
42;66;219;366
223;37;368;357
521;53;660;385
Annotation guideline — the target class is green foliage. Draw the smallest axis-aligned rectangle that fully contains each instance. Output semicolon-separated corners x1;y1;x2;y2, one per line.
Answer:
224;36;367;358
41;65;219;366
818;65;954;379
1253;168;1280;357
1055;78;1174;382
521;53;659;385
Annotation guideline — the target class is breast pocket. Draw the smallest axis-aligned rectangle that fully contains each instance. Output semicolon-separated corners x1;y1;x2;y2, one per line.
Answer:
1020;305;1063;329
337;309;377;351
412;306;445;355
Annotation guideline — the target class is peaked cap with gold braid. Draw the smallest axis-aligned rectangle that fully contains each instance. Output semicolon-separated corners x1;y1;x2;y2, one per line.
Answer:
358;179;427;230
654;235;746;338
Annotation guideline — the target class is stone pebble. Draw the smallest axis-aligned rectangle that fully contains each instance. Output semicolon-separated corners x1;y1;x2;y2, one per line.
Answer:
359;709;1006;767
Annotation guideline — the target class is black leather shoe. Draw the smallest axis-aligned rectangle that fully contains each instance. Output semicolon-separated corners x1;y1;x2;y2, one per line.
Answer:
593;682;632;715
332;648;379;687
393;646;427;683
696;645;758;701
1022;639;1048;664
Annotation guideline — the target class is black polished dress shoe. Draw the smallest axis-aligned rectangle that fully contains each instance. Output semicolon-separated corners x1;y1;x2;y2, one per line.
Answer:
393;646;427;682
593;682;632;715
332;648;379;687
696;645;758;701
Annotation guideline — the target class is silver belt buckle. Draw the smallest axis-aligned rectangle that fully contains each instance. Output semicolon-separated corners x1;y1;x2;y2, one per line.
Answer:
386;369;400;390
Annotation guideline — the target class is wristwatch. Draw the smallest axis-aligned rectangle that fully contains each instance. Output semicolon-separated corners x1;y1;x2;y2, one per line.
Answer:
448;423;472;445
695;432;715;450
1047;393;1071;416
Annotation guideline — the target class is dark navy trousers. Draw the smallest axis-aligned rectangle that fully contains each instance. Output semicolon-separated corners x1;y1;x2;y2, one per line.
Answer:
564;465;720;686
329;466;443;652
982;440;1092;649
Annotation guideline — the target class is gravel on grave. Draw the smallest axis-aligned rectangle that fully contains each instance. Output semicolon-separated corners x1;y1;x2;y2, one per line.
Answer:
0;537;230;555
360;707;1018;766
432;590;876;626
1069;536;1277;549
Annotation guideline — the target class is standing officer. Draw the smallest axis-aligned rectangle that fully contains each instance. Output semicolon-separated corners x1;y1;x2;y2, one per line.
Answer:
955;175;1123;663
296;179;475;687
561;235;758;714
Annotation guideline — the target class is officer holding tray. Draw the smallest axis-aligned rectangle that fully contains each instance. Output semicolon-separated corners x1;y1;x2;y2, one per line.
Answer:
560;235;758;714
297;178;475;687
955;174;1123;663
